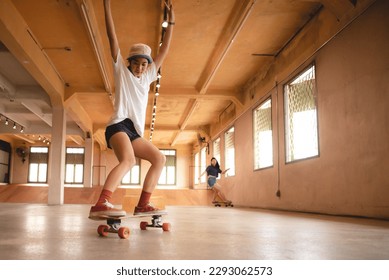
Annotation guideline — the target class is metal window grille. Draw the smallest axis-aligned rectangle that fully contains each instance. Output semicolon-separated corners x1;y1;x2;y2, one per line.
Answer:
200;147;207;183
284;65;318;162
253;99;273;169
224;126;235;176
213;138;221;163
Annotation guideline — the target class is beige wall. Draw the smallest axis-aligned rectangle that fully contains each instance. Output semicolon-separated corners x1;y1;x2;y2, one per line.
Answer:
212;0;389;219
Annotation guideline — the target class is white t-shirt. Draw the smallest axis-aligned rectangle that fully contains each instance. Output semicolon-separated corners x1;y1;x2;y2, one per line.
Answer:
107;50;157;136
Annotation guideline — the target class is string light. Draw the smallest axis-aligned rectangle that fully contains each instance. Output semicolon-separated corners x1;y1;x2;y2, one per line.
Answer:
0;114;49;144
35;135;51;145
0;113;24;133
150;3;168;142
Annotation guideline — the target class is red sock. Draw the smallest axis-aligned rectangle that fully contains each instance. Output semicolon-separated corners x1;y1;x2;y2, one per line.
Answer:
137;191;152;207
96;189;113;205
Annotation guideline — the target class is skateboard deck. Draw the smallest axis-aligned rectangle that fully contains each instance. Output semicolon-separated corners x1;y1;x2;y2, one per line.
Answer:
212;201;234;207
89;212;170;239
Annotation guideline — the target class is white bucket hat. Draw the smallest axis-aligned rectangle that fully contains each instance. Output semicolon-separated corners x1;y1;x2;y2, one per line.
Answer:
127;43;153;63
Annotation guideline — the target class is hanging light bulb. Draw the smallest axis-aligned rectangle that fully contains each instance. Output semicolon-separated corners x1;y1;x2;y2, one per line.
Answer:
13;122;17;129
20;127;24;133
162;6;168;28
5;119;9;125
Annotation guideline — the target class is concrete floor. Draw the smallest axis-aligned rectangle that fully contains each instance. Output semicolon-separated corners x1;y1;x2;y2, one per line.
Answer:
0;203;389;260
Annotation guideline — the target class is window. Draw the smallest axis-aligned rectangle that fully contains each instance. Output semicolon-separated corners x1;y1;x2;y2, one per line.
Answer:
0;140;11;183
284;65;319;162
253;99;273;169
65;147;84;184
121;158;141;185
224;126;235;177
213;137;221;163
200;147;207;183
194;152;199;185
158;150;176;185
29;147;49;183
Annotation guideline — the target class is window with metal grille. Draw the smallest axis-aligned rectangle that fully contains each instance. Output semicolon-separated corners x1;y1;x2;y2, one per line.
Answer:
158;149;176;185
121;157;141;185
28;147;48;183
194;152;199;185
65;147;84;184
224;126;235;177
213;137;221;164
253;98;273;169
284;65;319;162
200;147;207;183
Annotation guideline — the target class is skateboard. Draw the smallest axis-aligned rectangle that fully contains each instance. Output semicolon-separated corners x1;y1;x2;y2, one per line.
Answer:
89;212;170;239
212;201;234;207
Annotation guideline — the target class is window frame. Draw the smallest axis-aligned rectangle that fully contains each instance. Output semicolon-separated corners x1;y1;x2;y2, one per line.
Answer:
283;63;320;164
224;126;235;177
28;146;49;183
65;147;85;184
200;147;207;183
253;97;274;170
158;149;177;186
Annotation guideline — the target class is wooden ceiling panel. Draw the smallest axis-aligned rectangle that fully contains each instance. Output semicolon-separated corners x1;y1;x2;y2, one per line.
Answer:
161;0;237;88
12;0;104;90
211;0;322;89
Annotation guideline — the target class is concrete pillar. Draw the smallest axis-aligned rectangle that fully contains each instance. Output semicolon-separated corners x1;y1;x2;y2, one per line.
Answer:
83;136;93;188
48;106;66;205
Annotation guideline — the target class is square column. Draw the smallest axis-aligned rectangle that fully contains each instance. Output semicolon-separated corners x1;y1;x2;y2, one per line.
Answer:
48;106;66;205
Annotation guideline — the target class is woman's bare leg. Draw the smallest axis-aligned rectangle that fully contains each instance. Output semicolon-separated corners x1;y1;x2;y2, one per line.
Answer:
132;137;166;192
212;189;218;202
213;183;228;202
103;132;136;192
90;132;135;216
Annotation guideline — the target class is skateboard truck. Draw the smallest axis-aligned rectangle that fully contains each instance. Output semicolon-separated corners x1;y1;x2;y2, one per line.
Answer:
140;215;171;231
213;201;234;207
97;218;130;239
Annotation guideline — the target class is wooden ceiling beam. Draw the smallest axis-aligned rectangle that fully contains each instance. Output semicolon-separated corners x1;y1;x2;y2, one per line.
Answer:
75;0;114;95
64;94;93;135
171;99;199;146
195;0;256;95
159;87;243;109
299;0;355;20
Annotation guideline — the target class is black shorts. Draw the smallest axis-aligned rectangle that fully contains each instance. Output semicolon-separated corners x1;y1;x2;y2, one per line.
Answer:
105;118;141;149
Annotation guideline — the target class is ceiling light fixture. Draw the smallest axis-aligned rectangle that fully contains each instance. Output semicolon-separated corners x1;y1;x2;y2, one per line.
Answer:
149;4;168;142
0;113;25;133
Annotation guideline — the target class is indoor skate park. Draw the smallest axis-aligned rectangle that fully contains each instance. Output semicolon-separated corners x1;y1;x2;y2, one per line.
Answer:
0;0;389;261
